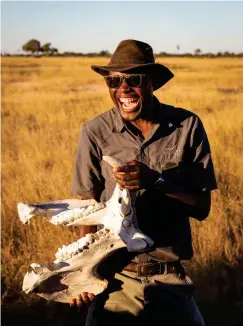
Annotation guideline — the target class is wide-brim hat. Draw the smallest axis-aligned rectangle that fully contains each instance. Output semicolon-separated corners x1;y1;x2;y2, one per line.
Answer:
91;39;174;91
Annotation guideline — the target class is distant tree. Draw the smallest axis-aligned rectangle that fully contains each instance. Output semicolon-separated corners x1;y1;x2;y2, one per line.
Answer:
176;44;180;52
99;50;111;57
39;42;59;56
50;47;58;54
194;48;202;55
223;51;234;57
157;52;169;57
41;42;52;53
22;39;41;55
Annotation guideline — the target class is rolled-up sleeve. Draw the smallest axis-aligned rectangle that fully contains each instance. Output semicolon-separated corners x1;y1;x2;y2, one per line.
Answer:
71;124;104;200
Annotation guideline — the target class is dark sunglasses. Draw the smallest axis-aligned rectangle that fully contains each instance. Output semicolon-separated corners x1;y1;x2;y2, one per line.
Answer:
104;74;147;89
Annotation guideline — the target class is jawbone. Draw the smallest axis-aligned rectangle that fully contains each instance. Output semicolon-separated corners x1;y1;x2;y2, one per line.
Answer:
23;231;125;302
17;156;154;303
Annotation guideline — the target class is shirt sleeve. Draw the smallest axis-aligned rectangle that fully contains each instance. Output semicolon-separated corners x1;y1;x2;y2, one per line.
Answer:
187;116;218;192
71;124;104;200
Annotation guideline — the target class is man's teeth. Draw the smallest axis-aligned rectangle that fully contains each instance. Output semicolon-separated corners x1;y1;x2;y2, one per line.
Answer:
119;98;138;109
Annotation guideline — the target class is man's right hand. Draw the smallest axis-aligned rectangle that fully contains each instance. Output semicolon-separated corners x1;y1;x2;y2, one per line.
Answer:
69;292;95;311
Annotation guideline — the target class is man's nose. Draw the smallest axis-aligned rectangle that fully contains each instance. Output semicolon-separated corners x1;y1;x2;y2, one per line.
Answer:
118;77;130;90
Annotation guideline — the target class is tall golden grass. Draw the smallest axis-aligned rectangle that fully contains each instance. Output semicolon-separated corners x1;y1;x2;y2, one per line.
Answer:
1;57;243;322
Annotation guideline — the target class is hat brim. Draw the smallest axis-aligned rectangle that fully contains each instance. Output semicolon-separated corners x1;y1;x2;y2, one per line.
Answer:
91;63;174;91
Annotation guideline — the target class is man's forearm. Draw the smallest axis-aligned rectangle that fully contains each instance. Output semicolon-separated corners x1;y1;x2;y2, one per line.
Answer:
165;192;211;220
166;193;202;205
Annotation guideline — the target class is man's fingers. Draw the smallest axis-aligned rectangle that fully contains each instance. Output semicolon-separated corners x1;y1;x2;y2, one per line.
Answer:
124;185;140;191
117;179;139;187
126;160;139;166
69;298;76;308
69;293;95;313
87;293;95;301
69;292;94;309
114;171;139;181
118;184;140;191
76;294;84;309
114;164;138;173
113;165;126;173
81;292;90;305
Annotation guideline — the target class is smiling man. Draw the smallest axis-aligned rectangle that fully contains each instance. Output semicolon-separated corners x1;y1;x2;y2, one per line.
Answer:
71;39;217;326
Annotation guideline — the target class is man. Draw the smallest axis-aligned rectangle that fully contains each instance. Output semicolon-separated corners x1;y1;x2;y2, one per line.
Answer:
71;39;217;326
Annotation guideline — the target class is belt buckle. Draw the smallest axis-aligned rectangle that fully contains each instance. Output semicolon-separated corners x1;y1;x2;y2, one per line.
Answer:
159;262;167;275
178;263;186;279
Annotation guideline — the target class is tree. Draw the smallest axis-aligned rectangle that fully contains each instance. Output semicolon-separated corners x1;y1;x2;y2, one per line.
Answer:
22;39;41;55
194;48;202;56
40;43;58;55
50;47;58;54
98;50;111;57
41;42;52;53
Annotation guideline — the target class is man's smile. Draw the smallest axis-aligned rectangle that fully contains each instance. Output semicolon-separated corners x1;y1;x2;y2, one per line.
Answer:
117;96;140;113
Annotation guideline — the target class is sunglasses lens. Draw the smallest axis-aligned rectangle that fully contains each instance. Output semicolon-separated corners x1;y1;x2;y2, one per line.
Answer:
126;75;142;87
105;74;144;88
105;76;121;88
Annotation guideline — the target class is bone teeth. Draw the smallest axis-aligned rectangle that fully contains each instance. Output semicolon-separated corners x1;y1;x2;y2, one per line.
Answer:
50;203;105;225
94;234;99;240
54;230;105;262
86;234;95;242
86;235;95;244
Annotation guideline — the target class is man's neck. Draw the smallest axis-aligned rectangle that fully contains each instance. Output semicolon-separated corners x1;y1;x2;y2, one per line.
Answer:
130;119;155;138
130;98;158;138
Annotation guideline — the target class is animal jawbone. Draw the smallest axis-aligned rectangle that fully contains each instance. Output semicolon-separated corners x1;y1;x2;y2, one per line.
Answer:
23;229;125;302
17;155;154;303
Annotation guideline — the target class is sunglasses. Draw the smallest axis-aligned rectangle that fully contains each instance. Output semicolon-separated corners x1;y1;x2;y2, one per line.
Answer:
104;74;147;89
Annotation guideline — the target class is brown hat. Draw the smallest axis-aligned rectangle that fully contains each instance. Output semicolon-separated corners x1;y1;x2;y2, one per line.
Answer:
91;39;174;91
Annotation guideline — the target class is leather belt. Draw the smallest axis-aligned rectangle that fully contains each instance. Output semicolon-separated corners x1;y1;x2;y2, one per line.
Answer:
123;261;185;278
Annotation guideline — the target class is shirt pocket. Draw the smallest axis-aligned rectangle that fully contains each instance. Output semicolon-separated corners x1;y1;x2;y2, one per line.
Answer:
149;145;183;172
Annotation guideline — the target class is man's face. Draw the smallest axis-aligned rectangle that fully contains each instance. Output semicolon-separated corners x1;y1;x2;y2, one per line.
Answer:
107;71;153;121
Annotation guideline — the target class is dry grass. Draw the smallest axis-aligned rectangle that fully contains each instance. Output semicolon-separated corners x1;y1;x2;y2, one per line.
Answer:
1;56;243;325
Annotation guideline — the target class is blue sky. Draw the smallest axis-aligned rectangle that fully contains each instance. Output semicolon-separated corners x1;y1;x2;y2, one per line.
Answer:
1;1;243;54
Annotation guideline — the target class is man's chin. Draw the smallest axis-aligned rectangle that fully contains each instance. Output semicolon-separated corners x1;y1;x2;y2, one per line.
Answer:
118;103;142;121
120;110;141;122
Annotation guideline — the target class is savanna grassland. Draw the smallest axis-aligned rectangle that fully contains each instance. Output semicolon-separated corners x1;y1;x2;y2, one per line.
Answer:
1;56;243;326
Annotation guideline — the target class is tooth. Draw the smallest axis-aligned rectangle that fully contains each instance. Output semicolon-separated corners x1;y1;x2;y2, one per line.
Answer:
94;234;99;240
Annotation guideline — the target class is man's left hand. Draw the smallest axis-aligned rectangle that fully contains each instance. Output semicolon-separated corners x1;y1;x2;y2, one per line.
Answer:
113;160;160;191
69;292;95;312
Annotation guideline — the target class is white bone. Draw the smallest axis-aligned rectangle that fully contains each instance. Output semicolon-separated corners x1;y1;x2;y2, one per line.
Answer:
103;156;126;167
17;156;154;303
